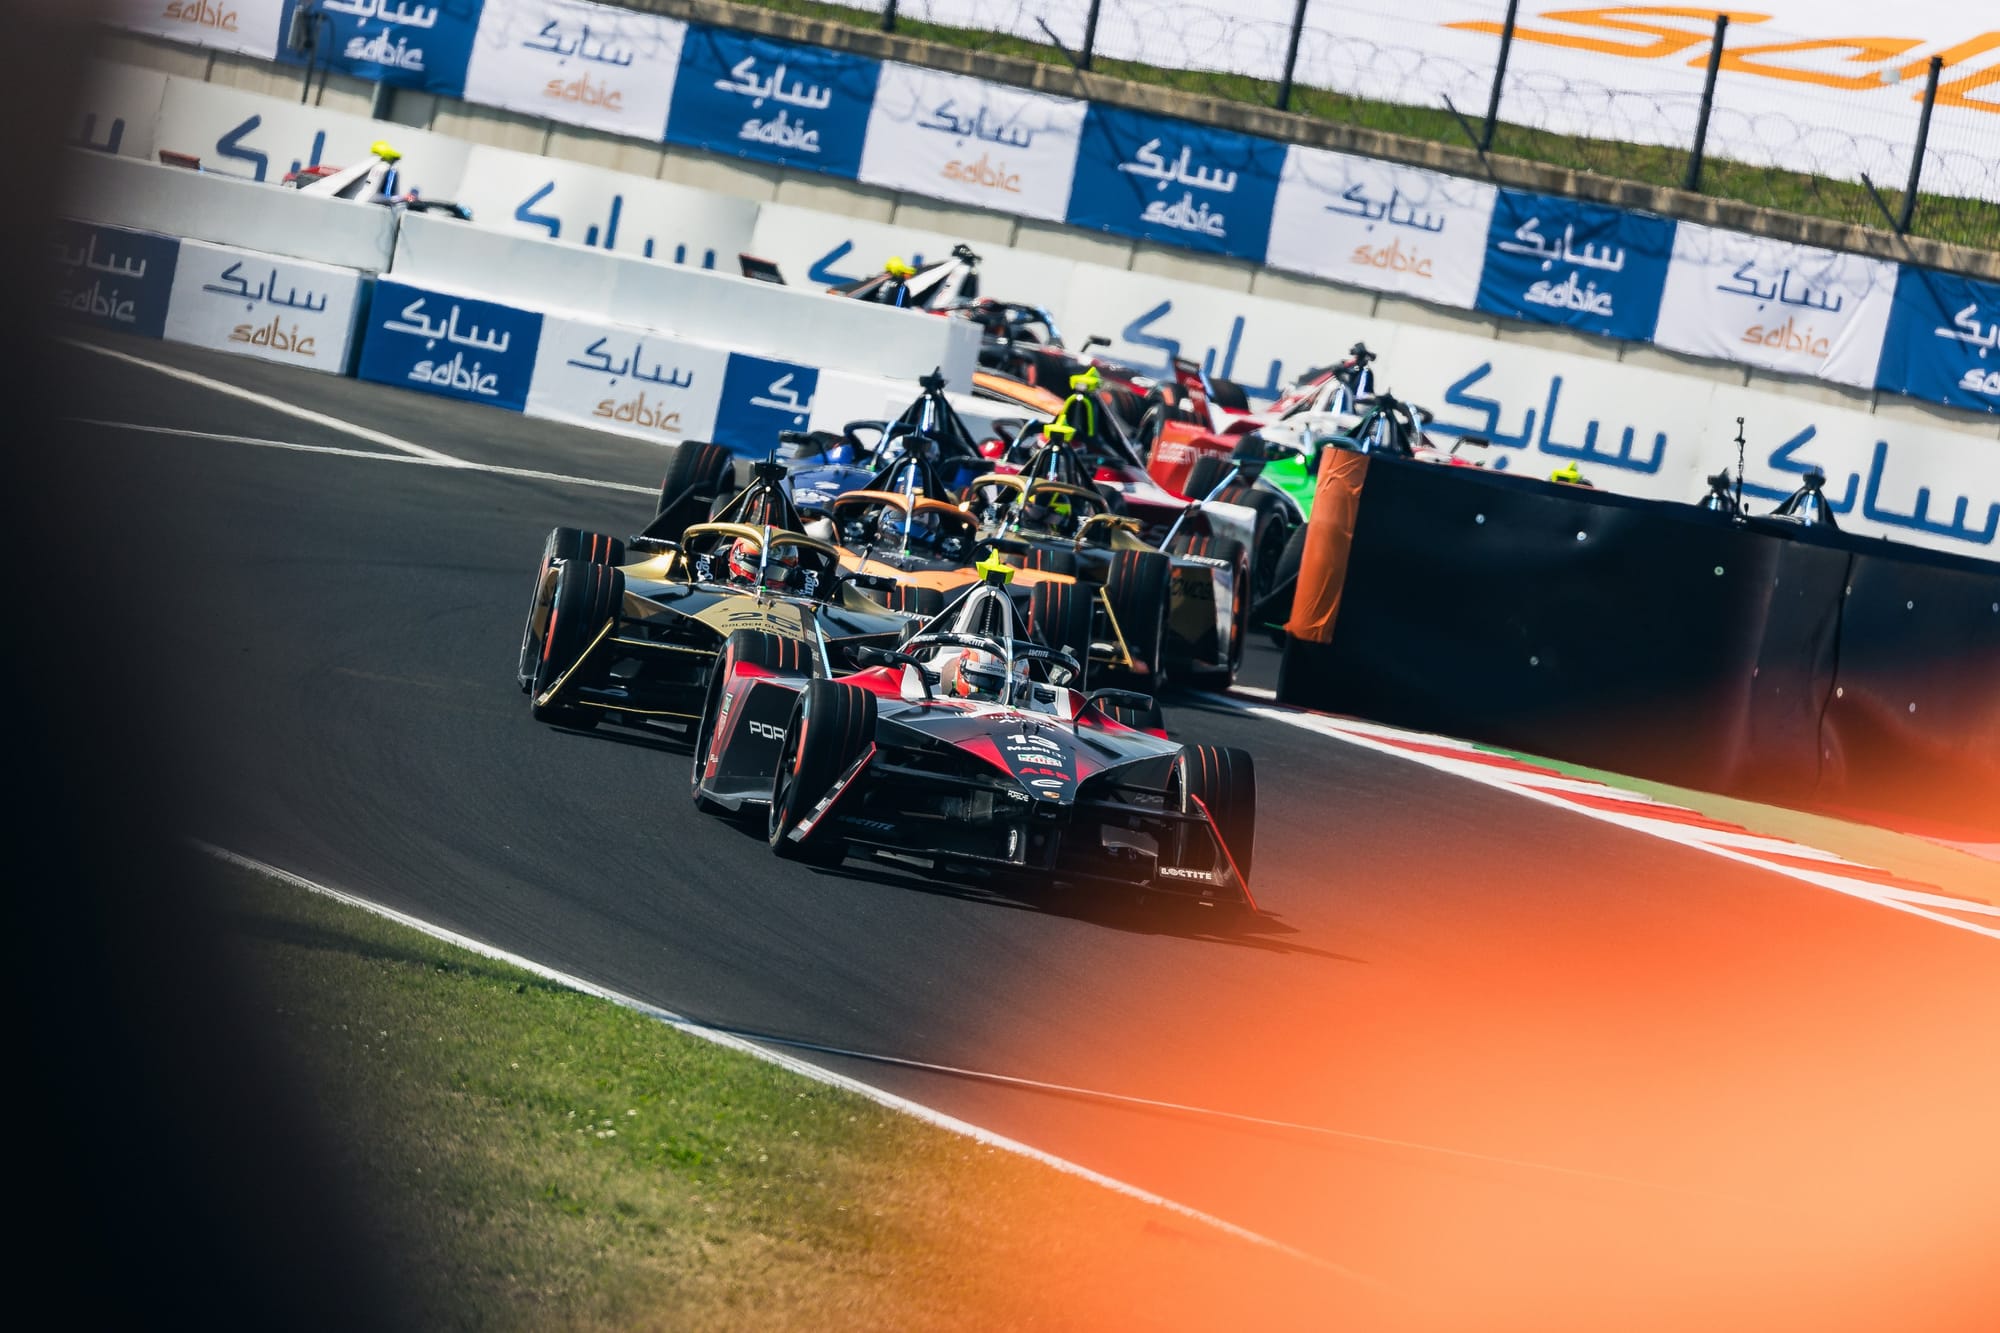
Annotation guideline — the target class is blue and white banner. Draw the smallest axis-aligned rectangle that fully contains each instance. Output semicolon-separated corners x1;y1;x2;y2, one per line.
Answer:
714;352;819;454
1875;266;2000;416
104;0;283;59
857;63;1086;223
358;279;541;409
1065;105;1283;262
1653;223;1898;388
164;238;365;373
451;145;757;267
1266;145;1495;310
666;28;880;179
275;1;484;96
49;220;180;340
71;63;169;161
526;314;729;443
1476;190;1675;342
463;0;684;140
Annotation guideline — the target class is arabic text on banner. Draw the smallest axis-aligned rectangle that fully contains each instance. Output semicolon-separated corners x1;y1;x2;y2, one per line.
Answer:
1652;222;1899;389
50;220;181;340
1475;190;1676;342
1265;146;1495;310
461;0;684;141
274;0;486;98
104;0;284;59
72;63;170;162
164;238;365;372
713;352;819;454
856;63;1087;224
451;144;758;266
1876;266;2000;417
1064;104;1283;263
358;278;543;410
666;28;880;178
527;314;730;442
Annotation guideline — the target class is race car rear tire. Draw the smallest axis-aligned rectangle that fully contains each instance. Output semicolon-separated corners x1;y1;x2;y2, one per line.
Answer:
1019;546;1079;579
1179;744;1256;888
531;559;624;727
1167;534;1249;689
691;629;809;814
1255;523;1310;647
1025;580;1092;684
1181;455;1228;502
877;583;946;620
654;441;734;538
1101;549;1172;691
518;527;626;691
769;679;876;867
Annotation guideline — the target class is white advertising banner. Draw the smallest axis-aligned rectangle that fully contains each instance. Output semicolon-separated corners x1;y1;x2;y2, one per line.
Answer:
526;313;730;445
450;144;758;269
153;77;473;201
1266;145;1496;310
163;238;365;373
857;63;1087;223
463;0;686;140
103;0;283;59
1652;223;1900;389
73;62;169;161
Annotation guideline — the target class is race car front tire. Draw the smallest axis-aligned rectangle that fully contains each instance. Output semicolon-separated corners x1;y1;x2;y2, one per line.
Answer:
1179;744;1256;888
518;527;626;691
1019;546;1080;578
1101;549;1172;691
1026;580;1092;685
530;558;623;727
692;630;812;814
769;679;876;867
654;441;734;538
877;583;947;621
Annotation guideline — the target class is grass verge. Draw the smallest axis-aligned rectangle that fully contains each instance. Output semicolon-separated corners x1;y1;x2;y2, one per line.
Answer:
210;859;1359;1330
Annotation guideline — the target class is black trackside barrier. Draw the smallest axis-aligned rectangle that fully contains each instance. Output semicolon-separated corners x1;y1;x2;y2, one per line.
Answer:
1277;456;2000;835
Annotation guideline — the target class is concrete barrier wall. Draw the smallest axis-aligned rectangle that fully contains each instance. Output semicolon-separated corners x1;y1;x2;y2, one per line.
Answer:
390;212;982;390
60;149;397;272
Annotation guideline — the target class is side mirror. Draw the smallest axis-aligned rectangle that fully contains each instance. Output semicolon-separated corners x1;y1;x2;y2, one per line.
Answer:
1088;687;1156;713
1082;334;1110;352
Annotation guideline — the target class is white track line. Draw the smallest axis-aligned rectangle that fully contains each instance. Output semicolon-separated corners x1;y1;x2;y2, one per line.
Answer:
62;337;464;463
197;842;1373;1287
67;418;654;497
1213;692;2000;942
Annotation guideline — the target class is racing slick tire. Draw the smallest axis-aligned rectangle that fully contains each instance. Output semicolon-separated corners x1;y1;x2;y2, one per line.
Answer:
769;679;876;867
1018;546;1080;579
692;630;813;815
518;527;626;691
1178;744;1256;889
1255;523;1310;648
530;558;624;727
654;441;734;538
1025;579;1092;683
1181;455;1228;502
1166;534;1250;689
1212;481;1293;608
876;584;947;620
1101;549;1172;692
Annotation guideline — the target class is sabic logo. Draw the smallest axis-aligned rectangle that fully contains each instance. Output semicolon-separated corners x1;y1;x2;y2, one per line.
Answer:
1348;238;1434;277
592;393;683;434
408;353;500;397
1740;317;1830;360
162;2;237;32
55;280;137;325
230;317;317;357
941;154;1021;193
546;74;623;109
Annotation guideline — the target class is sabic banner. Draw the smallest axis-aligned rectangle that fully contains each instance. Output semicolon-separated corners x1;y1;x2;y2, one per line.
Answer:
714;352;819;454
462;0;684;140
1652;223;1898;389
103;0;283;59
666;28;880;179
274;0;484;96
1476;190;1676;342
1266;146;1495;310
50;220;181;340
527;314;729;444
1876;266;2000;417
164;238;365;373
857;63;1086;223
1065;105;1283;262
358;279;543;410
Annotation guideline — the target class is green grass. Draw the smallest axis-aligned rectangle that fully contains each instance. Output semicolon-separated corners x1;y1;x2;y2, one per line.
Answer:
213;860;1348;1330
742;0;1996;251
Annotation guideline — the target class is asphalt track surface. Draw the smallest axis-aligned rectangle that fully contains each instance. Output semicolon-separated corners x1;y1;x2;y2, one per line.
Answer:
56;334;2000;1331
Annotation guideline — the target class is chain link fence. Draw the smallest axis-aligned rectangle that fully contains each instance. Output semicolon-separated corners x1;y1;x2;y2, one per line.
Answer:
743;0;2000;251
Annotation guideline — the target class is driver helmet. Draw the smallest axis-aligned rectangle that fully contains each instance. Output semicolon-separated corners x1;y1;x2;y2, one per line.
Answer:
881;503;940;547
937;646;1027;703
726;536;801;586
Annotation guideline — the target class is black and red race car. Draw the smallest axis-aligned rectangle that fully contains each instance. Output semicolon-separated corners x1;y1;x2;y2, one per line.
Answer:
688;573;1258;915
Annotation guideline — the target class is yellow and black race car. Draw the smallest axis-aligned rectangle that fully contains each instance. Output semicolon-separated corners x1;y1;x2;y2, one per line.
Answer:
515;461;918;733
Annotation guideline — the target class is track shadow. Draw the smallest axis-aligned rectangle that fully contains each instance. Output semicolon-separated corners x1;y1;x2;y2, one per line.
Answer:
547;719;697;756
